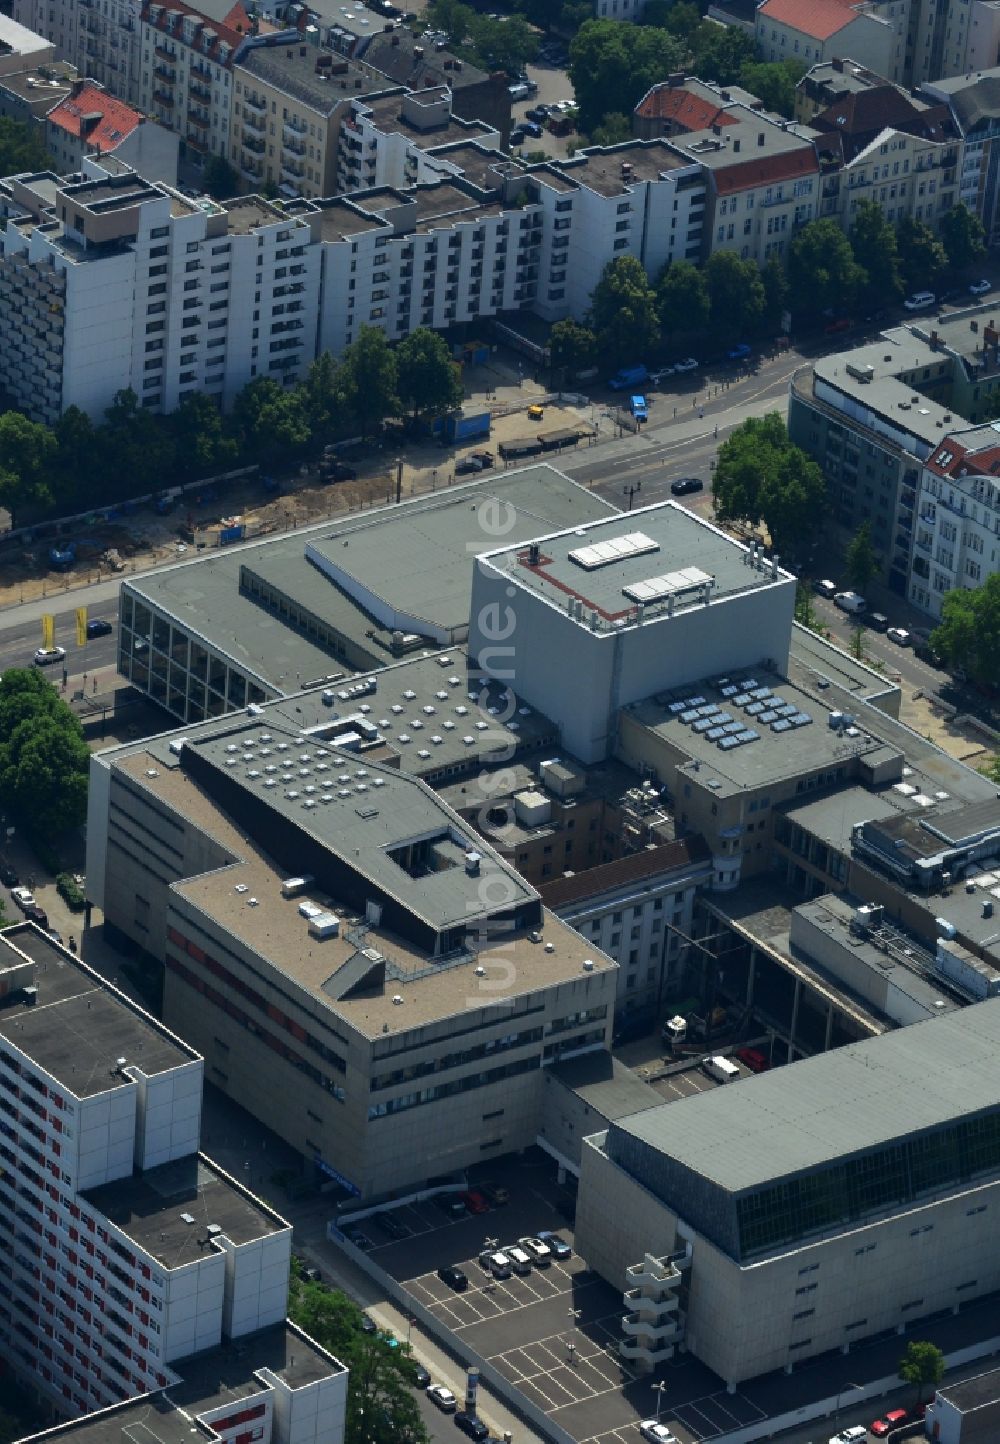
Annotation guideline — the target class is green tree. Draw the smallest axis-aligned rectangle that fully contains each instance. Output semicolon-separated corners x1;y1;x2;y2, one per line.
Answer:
0;670;90;838
395;327;464;426
898;1340;945;1407
476;12;538;71
101;389;176;495
337;325;399;437
786;218;865;321
845;520;877;592
288;1278;429;1444
170;393;238;479
939;202;986;275
569;20;685;131
0;412;57;528
0;116;52;175
690;21;756;83
202;155;241;200
230;378;311;467
588;254;659;367
850;199;904;310
643;0;700;37
549;318;597;375
738;59;805;117
931;574;1000;688
590;112;632;147
704;251;766;340
301;352;343;442
50;407;97;511
656;259;710;340
761;256;788;334
896;215;948;293
712;411;826;556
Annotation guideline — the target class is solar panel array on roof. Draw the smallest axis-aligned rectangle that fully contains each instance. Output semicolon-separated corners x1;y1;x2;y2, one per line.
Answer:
568;531;659;570
623;566;713;604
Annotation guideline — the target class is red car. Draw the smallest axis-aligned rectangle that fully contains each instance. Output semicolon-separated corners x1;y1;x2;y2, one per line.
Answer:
460;1190;489;1214
824;316;853;334
736;1047;770;1073
871;1408;908;1436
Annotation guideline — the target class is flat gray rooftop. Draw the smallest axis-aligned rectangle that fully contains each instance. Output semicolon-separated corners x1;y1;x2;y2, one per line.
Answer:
238;45;370;113
0;925;195;1098
316;197;388;239
126;467;613;694
83;1155;287;1269
422;141;510;189
223;196;288;234
608;995;1000;1195
480;500;791;633
551;1051;662;1123
555;140;694;196
182;708;537;931
810;327;956;446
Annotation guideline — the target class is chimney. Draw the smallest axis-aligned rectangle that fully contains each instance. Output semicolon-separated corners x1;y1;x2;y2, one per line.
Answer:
757;131;765;145
832;56;844;71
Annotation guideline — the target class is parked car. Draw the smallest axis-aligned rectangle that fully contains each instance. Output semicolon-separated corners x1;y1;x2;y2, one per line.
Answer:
471;450;495;467
670;477;703;496
673;356;699;372
427;1385;458;1412
508;129;526;146
437;1265;468;1292
886;627;912;646
834;590;867;614
639;1421;677;1444
519;1236;552;1265
410;1363;431;1389
321;460;357;482
375;1212;410;1239
454;1413;489;1442
525;105;549;122
521;119;542;137
343;1227;373;1251
25;906;48;929
970;278;991;294
460;1189;490;1214
870;1408;908;1436
478;1180;509;1206
867;611;889;632
824;316;852;334
456;456;484;475
735;1046;769;1073
360;1314;378;1334
828;1428;867;1444
10;887;35;912
903;290;936;310
536;1229;571;1259
648;366;675;383
813;578;838;598
435;1195;468;1219
86;618;113;638
34;646;66;666
527;403;544;420
508;81;531;99
488;1250;512;1279
0;863;19;888
726;342;751;360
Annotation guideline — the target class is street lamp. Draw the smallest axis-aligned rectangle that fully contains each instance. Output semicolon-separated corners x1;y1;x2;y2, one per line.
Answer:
623;481;642;511
835;1381;863;1424
566;1307;582;1362
651;1381;668;1422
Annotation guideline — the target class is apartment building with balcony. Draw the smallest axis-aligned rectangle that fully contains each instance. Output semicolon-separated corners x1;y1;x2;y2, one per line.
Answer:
138;0;242;170
922;67;1000;245
909;423;1000;616
669;106;820;266
0;922;337;1423
0;159;320;422
335;85;499;193
46;81;179;184
231;39;376;199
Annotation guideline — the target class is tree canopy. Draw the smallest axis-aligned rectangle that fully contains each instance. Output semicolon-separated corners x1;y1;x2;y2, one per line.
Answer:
898;1340;945;1406
785;219;865;321
0;670;90;839
202;155;241;200
850;200;904;310
896;216;948;293
336;326;400;437
713;412;827;557
549;318;597;375
568;21;685;131
939;202;986;275
0;117;51;176
689;22;756;83
656;260;710;342
704;251;766;340
588;254;660;367
931;574;1000;688
289;1275;429;1444
395;327;464;424
739;59;805;116
0;412;56;529
844;520;877;592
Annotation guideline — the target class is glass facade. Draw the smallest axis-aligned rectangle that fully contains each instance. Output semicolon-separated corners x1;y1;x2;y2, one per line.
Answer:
737;1111;1000;1257
118;590;271;724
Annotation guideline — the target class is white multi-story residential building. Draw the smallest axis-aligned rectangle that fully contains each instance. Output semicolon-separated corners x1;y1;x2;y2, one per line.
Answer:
0;922;338;1422
336;86;499;193
910;425;1000;616
0;158;319;422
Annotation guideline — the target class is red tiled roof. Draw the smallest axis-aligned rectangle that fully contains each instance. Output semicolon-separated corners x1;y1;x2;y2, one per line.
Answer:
927;439;1000;479
713;146;819;196
47;83;141;149
537;837;711;910
758;0;858;40
635;85;740;133
925;439;969;478
140;0;243;59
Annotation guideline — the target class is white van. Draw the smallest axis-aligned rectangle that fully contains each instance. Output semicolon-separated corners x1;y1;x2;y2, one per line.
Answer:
834;590;866;614
702;1055;740;1083
505;1244;532;1275
903;290;936;310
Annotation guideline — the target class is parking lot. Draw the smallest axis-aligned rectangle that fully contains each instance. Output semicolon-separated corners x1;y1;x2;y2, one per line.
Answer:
345;1156;770;1444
